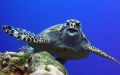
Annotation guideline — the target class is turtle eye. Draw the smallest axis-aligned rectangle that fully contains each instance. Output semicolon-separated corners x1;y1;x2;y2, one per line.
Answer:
76;23;80;28
66;22;70;26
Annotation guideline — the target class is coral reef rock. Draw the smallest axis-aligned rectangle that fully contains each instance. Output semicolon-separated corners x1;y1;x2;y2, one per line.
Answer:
0;51;67;75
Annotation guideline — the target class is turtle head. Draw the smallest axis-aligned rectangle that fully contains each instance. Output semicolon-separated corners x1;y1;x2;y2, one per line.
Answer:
65;19;81;37
61;19;82;41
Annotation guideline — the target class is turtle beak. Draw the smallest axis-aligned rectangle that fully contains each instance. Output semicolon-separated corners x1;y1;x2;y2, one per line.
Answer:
67;28;78;33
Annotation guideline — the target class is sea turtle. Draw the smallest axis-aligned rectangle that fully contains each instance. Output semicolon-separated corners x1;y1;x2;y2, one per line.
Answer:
2;19;120;64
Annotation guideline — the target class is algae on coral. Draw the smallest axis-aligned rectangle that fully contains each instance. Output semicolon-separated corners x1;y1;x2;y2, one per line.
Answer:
0;51;67;75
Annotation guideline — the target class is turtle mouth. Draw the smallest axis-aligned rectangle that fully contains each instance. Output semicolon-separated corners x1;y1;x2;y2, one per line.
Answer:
67;28;78;33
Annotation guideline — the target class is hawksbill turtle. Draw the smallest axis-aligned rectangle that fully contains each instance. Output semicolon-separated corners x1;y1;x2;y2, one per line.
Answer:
2;19;120;64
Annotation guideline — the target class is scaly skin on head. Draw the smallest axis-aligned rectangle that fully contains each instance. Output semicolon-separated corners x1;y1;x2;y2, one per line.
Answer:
65;19;81;37
61;19;82;43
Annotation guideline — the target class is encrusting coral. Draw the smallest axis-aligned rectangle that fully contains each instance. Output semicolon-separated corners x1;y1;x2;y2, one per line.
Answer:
0;51;67;75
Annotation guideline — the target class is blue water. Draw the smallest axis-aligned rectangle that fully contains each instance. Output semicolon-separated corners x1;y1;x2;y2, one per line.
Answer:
0;0;120;75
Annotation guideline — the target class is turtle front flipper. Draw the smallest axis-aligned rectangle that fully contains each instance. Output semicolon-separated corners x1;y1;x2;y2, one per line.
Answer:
85;46;120;64
2;25;49;44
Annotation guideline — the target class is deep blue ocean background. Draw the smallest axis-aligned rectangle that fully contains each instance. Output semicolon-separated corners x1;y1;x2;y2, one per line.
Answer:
0;0;120;75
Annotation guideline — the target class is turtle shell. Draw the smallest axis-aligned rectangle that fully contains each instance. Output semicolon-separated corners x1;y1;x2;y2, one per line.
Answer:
37;23;66;36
